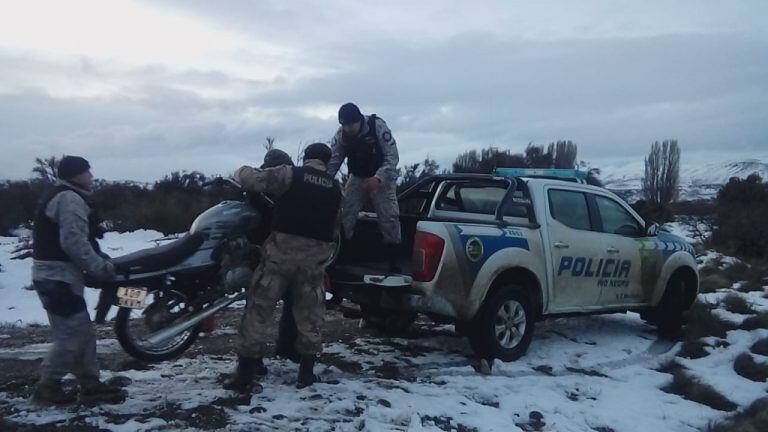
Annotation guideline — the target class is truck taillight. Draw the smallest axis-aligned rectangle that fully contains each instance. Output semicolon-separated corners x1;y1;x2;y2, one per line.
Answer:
412;231;445;282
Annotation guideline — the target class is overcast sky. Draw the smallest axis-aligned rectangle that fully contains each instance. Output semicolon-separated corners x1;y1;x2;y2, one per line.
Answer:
1;0;766;181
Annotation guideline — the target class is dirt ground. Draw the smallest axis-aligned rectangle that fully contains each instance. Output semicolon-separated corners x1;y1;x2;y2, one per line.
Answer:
0;304;473;431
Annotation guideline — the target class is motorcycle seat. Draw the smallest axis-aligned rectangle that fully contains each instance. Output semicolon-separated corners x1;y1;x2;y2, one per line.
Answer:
112;233;205;274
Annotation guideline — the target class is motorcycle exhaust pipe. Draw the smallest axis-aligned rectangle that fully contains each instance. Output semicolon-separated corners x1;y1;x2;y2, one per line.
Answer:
145;291;246;346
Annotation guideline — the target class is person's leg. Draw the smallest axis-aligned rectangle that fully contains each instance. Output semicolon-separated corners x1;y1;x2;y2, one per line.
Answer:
227;261;288;393
290;265;326;388
275;291;299;362
74;309;126;404
94;287;116;324
32;280;88;404
341;176;367;240
370;179;402;271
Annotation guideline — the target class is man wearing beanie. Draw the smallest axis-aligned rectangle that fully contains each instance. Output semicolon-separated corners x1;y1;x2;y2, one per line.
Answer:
224;143;341;394
327;103;402;272
259;148;301;363
30;155;126;405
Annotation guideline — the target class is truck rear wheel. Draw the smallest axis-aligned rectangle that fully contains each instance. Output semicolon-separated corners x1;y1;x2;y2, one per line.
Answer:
469;284;535;362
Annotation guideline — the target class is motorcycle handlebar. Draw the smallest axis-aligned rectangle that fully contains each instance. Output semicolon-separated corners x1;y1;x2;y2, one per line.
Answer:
202;177;243;189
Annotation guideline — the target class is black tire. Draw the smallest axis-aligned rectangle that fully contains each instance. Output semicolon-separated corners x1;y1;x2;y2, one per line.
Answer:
115;300;201;363
360;305;417;336
454;321;471;336
653;272;688;338
469;284;535;362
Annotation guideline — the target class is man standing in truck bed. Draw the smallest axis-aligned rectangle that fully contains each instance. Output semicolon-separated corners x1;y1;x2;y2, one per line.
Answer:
327;102;402;271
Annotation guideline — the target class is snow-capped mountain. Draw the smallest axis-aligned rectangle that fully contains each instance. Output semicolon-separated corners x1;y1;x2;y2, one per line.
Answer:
600;159;768;202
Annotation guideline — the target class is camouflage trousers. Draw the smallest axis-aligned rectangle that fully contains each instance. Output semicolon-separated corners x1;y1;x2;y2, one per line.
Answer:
342;175;401;245
236;234;328;358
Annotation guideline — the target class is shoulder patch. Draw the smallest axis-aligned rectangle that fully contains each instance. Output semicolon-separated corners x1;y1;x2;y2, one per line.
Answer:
382;131;392;142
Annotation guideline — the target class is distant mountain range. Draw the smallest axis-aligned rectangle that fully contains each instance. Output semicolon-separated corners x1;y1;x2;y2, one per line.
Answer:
600;159;768;202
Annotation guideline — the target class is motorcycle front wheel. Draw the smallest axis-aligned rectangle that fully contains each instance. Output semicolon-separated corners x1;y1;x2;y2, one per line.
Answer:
114;289;201;362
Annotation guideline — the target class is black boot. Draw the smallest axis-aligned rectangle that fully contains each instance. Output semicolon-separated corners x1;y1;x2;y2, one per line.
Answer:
223;356;264;394
296;355;319;389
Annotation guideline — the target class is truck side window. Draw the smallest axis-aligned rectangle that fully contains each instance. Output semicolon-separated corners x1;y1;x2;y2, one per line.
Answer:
548;189;591;231
594;195;643;237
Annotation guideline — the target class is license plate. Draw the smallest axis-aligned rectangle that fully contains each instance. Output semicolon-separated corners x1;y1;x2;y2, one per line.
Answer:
116;287;148;309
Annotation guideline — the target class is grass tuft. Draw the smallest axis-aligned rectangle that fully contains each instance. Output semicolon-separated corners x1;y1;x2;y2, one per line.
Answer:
721;294;756;315
741;312;768;331
733;353;768;382
708;397;768;432
750;337;768;356
660;361;738;412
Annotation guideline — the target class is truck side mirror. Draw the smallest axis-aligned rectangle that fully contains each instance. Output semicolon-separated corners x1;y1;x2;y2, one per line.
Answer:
646;222;659;237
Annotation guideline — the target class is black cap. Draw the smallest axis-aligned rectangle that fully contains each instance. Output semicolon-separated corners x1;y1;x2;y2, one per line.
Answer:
57;155;91;180
303;143;332;164
338;102;363;125
261;149;294;169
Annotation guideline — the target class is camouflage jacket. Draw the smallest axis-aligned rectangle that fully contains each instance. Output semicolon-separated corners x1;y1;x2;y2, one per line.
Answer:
234;159;339;265
327;115;399;183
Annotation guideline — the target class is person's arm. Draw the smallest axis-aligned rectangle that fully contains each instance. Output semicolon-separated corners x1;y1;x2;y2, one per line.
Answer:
234;165;294;197
374;119;399;183
52;192;115;280
326;129;346;178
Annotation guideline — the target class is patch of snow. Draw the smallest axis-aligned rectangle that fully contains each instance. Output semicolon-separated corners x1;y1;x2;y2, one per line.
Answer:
0;338;121;360
0;230;173;325
696;250;741;269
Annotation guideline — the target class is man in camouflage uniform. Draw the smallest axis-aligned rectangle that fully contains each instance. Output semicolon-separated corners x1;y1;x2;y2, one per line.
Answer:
31;156;126;405
260;149;300;362
327;102;401;271
224;143;341;393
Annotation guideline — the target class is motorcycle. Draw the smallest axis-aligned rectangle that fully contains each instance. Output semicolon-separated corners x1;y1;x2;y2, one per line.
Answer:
95;178;340;362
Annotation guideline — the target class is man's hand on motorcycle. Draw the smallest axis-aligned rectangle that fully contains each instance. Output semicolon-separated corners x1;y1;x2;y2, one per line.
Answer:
364;177;382;192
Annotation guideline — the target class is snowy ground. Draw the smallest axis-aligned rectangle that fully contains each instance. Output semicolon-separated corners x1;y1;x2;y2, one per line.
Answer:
0;230;172;325
1;232;767;431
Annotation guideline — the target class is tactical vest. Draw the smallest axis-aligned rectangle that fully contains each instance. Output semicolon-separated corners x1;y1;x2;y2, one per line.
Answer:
273;166;342;243
33;185;103;262
342;114;384;178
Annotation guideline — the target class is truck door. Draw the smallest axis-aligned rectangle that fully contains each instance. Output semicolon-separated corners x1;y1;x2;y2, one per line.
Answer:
546;188;605;310
589;193;647;306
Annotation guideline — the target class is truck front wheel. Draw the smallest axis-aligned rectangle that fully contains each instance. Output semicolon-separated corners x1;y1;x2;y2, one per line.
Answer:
469;284;535;362
651;272;688;338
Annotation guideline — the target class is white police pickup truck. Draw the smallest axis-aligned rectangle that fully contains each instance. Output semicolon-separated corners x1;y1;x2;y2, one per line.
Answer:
330;169;698;361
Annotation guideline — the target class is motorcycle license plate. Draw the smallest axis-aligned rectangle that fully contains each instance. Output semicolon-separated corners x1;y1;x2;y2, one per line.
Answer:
116;287;147;309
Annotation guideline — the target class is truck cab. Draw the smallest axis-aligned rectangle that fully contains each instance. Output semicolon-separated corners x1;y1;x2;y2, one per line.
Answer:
329;170;699;361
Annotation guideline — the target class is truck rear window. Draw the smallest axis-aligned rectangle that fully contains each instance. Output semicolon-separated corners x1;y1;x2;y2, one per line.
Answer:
435;182;530;218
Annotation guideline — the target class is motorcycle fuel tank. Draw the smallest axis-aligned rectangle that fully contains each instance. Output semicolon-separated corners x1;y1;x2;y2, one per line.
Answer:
190;200;262;241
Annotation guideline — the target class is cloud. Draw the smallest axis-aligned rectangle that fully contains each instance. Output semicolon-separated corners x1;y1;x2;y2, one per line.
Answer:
0;1;766;181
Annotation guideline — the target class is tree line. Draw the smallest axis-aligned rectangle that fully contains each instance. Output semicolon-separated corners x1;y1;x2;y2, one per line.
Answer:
5;138;747;250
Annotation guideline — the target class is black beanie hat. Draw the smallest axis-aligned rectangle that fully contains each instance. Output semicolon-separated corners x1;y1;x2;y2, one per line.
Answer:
57;155;91;180
303;143;332;164
338;102;363;125
261;149;294;169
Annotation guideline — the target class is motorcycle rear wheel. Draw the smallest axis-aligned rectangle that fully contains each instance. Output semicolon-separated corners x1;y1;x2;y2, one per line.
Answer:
115;290;201;362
